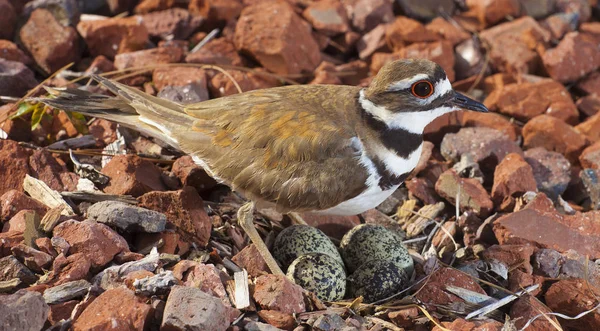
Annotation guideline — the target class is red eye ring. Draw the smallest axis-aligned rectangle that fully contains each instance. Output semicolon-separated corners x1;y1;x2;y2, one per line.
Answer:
411;80;434;98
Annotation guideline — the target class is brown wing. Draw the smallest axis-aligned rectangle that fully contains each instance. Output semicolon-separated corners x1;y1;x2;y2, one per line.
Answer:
174;85;369;212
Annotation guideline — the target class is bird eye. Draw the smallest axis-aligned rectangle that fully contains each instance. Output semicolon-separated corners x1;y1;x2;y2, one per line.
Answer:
411;81;434;98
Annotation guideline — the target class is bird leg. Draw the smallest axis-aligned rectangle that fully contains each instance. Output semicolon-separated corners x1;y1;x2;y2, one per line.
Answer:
237;202;284;275
287;212;308;225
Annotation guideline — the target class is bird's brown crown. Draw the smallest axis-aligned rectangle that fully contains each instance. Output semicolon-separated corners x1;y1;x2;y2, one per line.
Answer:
364;59;452;113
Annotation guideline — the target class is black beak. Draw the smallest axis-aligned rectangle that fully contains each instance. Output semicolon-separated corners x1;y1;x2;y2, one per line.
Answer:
450;92;488;112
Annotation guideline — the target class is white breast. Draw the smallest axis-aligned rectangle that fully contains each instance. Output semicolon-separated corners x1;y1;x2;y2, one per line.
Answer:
316;137;422;216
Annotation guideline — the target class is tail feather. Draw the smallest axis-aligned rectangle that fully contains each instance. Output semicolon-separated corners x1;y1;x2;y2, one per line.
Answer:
33;75;197;149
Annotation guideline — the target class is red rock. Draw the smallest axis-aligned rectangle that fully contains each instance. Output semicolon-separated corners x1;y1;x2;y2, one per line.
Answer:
425;17;470;46
113;251;144;264
2;209;30;232
170;156;217;194
542;32;600;83
387;307;419;328
0;40;32;65
114;45;184;70
28;149;78;192
385;16;439;51
141;8;202;40
350;0;394;32
0;59;38;97
523;115;588;164
372;40;455;82
510;295;558;331
466;0;520;27
435;169;494;218
48;300;78;325
88;118;117;146
152;67;207;92
35;237;56;257
310;62;342;85
11;243;53;272
459;111;520;141
0;190;48;224
484;80;579;125
576;111;600;143
138;187;212;247
253;274;306;314
581;141;600;169
300;213;360;240
433;318;503;331
432;221;457;251
0;140;31;197
525;147;571;199
162;285;239;331
134;0;175;13
405;177;439;205
543;13;575;40
234;0;321;75
102;154;167;197
51;110;79;140
507;269;544;297
85;55;116;75
0;231;24;258
302;0;349;36
209;69;279;97
494;193;600;258
545;279;600;330
231;244;269;278
77;16;149;59
72;287;152;331
415;267;486;308
479;17;550;74
491;153;537;209
0;289;49;331
257;310;296;330
0;0;16;40
188;0;243;24
53;220;129;268
186;38;244;66
481;244;534;274
19;9;79;74
124;269;154;289
577;71;600;96
171;260;228;302
356;24;387;60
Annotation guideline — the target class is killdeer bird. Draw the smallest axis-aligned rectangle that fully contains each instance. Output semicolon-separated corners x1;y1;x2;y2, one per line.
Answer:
38;59;487;275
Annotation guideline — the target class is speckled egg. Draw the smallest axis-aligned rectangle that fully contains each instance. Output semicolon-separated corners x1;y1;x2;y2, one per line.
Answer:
286;253;346;302
346;258;411;303
340;224;413;274
273;225;343;270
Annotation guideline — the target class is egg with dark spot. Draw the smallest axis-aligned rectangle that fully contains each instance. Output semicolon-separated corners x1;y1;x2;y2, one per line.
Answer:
273;225;343;270
347;258;410;303
340;224;413;274
286;253;346;302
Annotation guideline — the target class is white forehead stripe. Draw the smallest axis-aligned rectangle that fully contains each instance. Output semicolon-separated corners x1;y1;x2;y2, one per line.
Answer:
387;73;429;91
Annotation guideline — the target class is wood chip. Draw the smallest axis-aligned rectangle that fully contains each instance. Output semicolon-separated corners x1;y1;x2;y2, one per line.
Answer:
0;278;22;293
23;174;75;216
40;205;65;233
234;269;250;309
